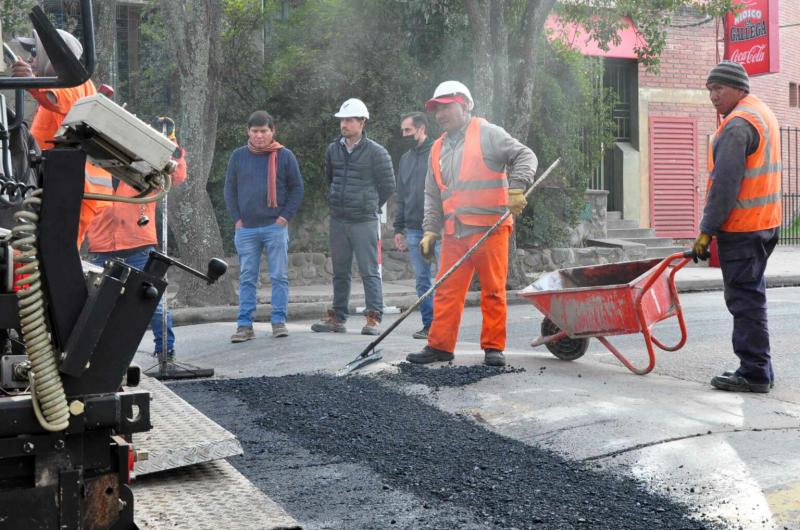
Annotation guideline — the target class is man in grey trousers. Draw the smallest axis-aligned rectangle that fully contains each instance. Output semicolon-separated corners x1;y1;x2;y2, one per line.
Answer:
311;98;395;335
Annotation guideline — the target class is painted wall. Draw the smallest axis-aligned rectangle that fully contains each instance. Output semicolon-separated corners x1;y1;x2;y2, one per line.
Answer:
633;3;800;229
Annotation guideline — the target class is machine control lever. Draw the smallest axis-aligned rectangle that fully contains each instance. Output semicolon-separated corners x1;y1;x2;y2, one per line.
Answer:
145;250;227;285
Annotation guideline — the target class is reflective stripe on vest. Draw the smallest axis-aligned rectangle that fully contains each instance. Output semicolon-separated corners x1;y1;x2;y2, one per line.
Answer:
708;94;781;232
431;117;510;234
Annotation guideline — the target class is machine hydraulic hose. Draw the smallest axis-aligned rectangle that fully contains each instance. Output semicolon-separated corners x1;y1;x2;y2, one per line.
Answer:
11;189;69;431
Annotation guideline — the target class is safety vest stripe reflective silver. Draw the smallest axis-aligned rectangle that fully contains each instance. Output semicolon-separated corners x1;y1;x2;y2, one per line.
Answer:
735;191;781;210
441;179;509;200
454;205;507;216
744;162;782;179
451;179;509;191
85;172;113;188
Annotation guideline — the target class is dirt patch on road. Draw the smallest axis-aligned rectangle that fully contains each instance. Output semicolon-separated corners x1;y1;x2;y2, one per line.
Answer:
173;374;722;530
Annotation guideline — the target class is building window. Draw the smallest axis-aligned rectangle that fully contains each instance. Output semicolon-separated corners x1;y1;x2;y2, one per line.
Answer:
791;83;798;108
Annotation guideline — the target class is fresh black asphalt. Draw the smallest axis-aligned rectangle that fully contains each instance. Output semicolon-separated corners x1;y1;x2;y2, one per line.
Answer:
172;366;724;529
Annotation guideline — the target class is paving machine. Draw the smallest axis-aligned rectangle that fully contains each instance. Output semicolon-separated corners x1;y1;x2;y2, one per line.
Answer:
0;3;226;528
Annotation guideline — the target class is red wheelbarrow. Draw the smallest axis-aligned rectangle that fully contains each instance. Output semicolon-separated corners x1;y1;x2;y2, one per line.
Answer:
519;251;692;375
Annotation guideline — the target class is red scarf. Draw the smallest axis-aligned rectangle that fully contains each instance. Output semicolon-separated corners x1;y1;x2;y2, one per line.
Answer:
247;139;284;208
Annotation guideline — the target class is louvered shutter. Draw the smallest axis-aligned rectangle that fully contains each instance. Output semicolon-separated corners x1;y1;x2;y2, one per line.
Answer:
649;116;698;238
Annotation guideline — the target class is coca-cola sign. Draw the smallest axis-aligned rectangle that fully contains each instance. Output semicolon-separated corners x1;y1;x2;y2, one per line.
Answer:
724;0;780;76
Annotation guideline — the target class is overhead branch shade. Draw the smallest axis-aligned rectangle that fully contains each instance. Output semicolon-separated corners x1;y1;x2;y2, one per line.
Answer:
545;15;645;60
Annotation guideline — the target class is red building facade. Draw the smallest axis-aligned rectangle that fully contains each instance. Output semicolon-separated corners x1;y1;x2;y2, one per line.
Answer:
599;3;800;236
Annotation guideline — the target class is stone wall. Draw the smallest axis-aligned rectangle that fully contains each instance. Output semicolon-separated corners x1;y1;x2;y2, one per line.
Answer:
568;189;608;246
213;190;625;290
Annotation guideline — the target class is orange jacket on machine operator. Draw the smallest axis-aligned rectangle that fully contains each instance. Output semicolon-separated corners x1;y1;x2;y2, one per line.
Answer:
87;145;187;253
28;79;114;246
707;94;781;233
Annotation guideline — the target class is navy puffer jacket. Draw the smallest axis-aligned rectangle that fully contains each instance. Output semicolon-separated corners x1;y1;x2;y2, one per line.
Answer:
324;133;395;222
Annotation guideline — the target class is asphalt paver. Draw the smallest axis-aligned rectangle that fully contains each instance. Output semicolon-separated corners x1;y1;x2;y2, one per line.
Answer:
173;372;726;530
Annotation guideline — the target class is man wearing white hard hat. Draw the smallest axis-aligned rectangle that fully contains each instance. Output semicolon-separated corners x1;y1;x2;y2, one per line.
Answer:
11;29;113;247
311;98;395;335
406;81;537;367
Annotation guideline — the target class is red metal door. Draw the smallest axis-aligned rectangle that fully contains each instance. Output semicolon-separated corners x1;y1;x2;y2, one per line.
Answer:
649;116;698;238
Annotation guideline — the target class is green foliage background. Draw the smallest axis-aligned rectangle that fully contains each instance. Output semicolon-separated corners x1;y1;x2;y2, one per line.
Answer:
5;0;622;254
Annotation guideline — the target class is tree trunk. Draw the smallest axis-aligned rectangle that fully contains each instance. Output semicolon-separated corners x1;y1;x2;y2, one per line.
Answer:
464;1;558;288
163;0;235;306
464;0;494;120
92;0;117;88
504;0;556;140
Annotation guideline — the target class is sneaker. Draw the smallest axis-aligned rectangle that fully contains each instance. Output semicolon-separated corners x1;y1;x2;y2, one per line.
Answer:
484;349;506;367
711;372;770;393
412;326;430;340
272;322;289;338
361;312;381;336
406;345;454;364
231;326;255;343
311;310;347;333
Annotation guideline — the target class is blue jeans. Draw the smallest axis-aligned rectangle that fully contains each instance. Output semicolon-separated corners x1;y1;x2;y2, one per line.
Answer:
90;246;175;354
405;229;440;327
234;223;289;326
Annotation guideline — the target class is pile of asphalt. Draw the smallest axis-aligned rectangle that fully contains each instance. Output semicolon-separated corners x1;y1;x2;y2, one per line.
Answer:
174;374;720;530
381;362;525;388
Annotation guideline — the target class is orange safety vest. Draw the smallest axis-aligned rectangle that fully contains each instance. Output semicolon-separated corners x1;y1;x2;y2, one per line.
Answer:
707;94;781;232
431;117;511;235
29;80;114;245
87;145;187;253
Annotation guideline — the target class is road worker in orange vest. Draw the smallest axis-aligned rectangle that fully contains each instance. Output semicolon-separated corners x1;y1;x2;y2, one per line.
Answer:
11;29;113;247
406;81;537;367
694;61;781;393
86;117;187;360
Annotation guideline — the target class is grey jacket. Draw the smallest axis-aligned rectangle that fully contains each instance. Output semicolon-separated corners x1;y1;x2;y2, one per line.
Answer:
422;118;537;237
324;133;395;223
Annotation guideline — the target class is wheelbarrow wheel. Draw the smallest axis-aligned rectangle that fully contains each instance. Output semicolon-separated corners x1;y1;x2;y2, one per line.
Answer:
541;318;589;361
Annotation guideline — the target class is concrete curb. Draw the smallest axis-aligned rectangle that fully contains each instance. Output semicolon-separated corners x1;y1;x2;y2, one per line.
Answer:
170;276;800;327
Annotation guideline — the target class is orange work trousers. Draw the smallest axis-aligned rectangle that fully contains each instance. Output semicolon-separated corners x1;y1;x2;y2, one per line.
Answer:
427;225;510;354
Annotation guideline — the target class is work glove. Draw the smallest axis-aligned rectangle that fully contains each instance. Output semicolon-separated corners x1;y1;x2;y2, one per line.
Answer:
419;231;440;262
507;188;527;216
691;232;712;263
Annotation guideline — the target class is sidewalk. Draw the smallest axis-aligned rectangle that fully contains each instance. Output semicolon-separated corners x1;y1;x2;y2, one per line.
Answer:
171;245;800;326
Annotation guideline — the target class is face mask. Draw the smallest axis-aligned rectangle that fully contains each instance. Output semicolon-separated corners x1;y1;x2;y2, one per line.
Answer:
399;135;417;151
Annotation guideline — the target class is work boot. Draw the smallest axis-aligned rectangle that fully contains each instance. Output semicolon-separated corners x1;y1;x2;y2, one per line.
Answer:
406;345;454;364
412;325;430;340
230;326;255;343
711;372;770;393
272;322;289;338
311;310;346;333
361;311;381;336
484;349;506;367
723;370;774;389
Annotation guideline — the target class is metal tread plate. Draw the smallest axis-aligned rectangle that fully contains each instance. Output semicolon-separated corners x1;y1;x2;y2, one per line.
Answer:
131;376;242;475
132;459;301;529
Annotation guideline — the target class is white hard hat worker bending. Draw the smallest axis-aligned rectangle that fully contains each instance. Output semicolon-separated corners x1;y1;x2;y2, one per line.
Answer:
406;80;538;367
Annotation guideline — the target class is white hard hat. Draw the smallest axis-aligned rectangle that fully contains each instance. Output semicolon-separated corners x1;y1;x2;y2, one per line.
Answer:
334;98;369;119
426;81;474;111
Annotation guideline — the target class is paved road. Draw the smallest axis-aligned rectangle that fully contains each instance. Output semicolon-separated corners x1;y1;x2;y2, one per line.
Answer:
141;286;800;529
